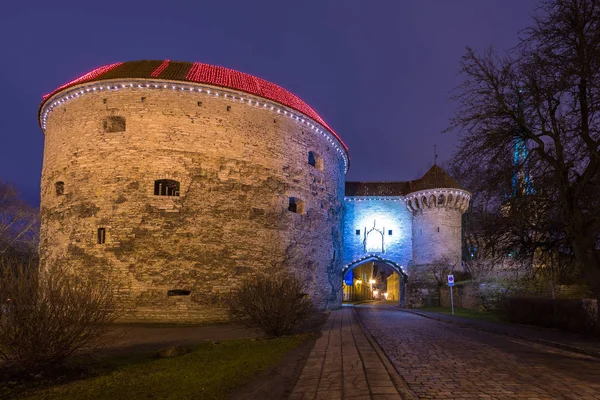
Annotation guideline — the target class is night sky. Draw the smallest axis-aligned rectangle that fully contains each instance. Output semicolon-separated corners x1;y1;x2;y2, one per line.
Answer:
0;0;537;207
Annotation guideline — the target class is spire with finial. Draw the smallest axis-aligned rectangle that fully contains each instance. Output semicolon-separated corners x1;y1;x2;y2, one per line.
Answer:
434;144;438;166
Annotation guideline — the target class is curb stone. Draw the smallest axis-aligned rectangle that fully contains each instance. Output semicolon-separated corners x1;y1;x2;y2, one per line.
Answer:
352;307;416;400
399;308;600;359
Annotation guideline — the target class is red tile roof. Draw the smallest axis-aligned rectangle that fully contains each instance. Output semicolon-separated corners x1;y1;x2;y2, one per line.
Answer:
40;60;348;154
412;164;463;191
345;165;464;196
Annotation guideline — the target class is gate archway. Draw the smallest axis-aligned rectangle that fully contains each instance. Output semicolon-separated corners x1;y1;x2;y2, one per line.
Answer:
342;255;408;306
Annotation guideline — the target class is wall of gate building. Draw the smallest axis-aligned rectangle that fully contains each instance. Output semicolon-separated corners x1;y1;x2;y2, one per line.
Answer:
342;196;413;272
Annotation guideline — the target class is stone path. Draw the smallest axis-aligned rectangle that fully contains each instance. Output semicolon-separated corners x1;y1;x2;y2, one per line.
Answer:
404;308;600;358
290;306;411;400
356;303;600;400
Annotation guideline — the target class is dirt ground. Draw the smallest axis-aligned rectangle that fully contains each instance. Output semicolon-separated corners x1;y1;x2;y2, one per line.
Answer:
101;323;261;355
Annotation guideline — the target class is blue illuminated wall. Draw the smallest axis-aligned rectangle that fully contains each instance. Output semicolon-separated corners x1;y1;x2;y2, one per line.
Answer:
342;197;413;272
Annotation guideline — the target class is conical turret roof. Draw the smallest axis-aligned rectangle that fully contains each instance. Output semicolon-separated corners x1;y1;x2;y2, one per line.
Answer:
411;164;463;192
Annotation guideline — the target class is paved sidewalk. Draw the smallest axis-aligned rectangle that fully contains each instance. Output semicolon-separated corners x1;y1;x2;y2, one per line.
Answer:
402;308;600;358
290;307;413;400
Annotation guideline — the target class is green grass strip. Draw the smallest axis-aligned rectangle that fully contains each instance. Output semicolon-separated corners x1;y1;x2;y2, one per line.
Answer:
21;335;307;400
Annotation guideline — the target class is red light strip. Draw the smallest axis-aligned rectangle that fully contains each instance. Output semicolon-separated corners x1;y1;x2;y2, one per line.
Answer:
150;60;170;77
40;60;349;155
42;62;123;100
185;62;347;152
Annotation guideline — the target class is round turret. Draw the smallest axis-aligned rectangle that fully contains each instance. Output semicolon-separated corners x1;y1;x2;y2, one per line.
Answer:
405;165;470;267
38;60;349;322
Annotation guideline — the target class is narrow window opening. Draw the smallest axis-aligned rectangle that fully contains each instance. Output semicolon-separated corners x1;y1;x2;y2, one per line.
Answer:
167;289;191;296
308;151;324;171
437;227;440;233
102;98;107;104
141;97;146;102
288;197;305;214
388;230;393;235
355;229;361;235
55;181;64;196
97;228;106;244
103;116;126;133
154;179;180;196
197;101;202;106
226;105;231;111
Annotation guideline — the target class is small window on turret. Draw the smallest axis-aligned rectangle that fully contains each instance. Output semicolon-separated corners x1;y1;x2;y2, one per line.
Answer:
97;228;106;244
167;289;191;296
55;181;64;196
388;230;393;235
103;116;126;133
356;229;361;235
154;179;180;196
308;151;324;171
288;197;305;214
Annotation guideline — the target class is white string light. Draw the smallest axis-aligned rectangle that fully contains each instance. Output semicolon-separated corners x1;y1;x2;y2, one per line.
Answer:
40;80;350;172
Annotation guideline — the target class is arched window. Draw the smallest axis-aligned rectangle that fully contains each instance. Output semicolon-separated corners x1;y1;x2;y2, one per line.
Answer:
154;179;180;196
308;151;324;171
365;230;384;253
103;116;126;133
55;181;64;196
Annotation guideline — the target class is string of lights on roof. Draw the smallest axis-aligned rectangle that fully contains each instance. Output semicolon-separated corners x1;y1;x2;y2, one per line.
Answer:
344;255;405;273
404;189;471;202
345;190;471;202
345;197;405;202
39;80;349;173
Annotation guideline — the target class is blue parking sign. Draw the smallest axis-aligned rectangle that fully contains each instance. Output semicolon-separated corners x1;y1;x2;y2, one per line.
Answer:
447;274;454;286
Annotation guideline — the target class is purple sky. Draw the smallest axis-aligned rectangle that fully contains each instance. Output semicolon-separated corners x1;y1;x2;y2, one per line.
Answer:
0;0;538;207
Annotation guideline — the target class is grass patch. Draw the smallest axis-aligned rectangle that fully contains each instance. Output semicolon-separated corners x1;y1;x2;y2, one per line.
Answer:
420;307;506;323
17;335;308;400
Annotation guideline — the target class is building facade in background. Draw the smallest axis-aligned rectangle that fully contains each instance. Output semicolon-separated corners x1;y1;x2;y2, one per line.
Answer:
38;60;470;322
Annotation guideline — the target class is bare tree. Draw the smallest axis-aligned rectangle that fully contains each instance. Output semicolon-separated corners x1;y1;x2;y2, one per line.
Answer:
0;256;120;376
448;0;600;329
0;181;39;256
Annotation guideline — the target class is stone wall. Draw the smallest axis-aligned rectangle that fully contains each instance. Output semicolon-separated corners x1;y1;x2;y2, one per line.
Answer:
40;80;347;322
440;283;479;309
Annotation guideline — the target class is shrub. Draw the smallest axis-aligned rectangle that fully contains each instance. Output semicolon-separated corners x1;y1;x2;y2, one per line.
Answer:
227;271;314;337
476;282;515;312
0;256;120;376
507;297;597;333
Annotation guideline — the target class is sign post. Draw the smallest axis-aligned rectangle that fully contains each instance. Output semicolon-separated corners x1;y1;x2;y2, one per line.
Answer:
447;274;455;315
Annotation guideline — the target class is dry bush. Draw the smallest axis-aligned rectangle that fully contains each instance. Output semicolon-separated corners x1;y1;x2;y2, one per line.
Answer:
507;297;597;333
0;256;120;376
227;271;314;337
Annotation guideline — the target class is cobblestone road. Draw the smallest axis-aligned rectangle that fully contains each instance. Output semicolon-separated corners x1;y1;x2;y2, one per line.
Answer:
356;303;600;400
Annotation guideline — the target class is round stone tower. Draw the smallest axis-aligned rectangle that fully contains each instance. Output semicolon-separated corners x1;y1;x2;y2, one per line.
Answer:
405;164;470;306
38;60;349;322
